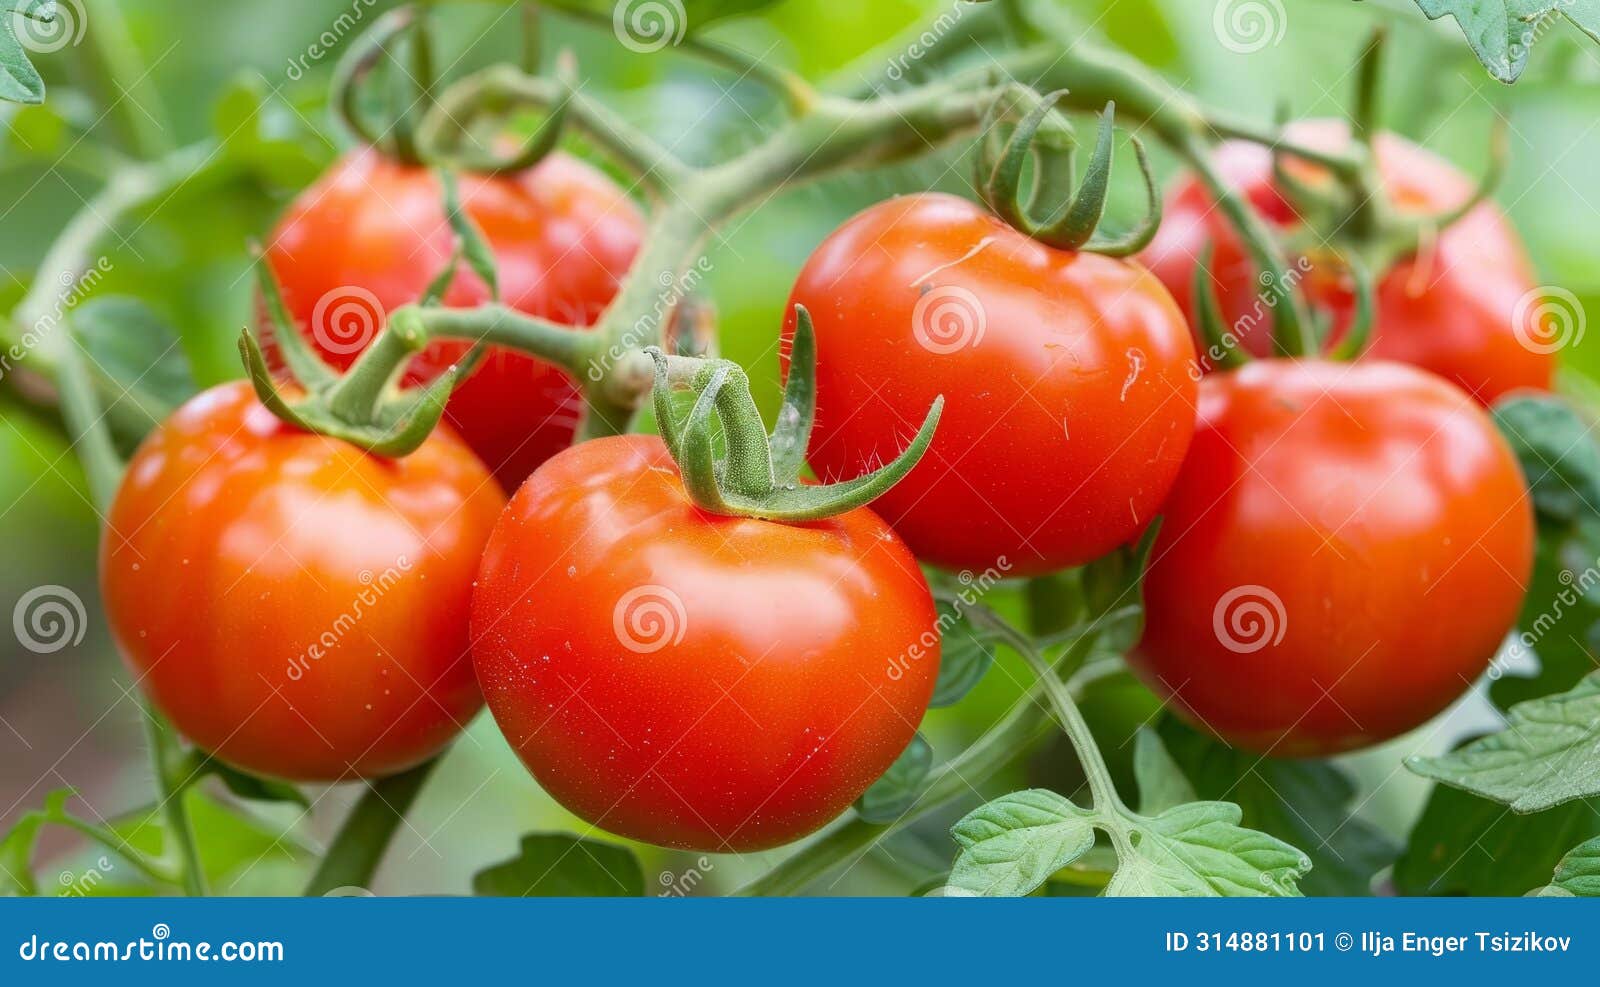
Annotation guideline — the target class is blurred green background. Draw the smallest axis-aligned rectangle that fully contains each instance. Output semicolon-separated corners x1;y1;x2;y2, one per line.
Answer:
2;0;1597;895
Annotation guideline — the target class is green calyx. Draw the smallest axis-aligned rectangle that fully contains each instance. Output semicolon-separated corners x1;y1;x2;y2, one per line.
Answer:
647;306;943;523
1268;28;1509;277
1191;245;1377;369
240;249;482;457
976;88;1160;257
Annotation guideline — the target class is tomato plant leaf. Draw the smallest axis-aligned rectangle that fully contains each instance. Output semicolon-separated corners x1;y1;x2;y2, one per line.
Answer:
1492;394;1600;528
1106;802;1311;897
855;732;933;823
0;1;49;105
196;755;309;808
1492;522;1600;710
211;71;324;188
1407;670;1600;812
1412;0;1600;83
71;296;198;431
1131;728;1196;816
473;834;644;896
1156;718;1397;896
929;602;997;707
948;789;1097;897
1540;835;1600;895
110;790;311;891
1395;779;1600;895
0;788;72;896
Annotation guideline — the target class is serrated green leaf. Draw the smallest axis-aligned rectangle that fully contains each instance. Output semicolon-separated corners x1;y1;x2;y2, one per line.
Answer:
1413;0;1600;83
948;789;1097;897
1408;670;1600;812
1548;834;1600;895
473;834;644;896
929;603;995;707
1395;780;1600;895
1107;802;1310;897
855;733;932;824
1157;718;1397;896
1132;728;1195;816
947;790;1100;895
1492;394;1600;527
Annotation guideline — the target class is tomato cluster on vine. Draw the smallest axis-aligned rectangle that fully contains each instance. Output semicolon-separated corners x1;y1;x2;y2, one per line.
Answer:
95;14;1542;866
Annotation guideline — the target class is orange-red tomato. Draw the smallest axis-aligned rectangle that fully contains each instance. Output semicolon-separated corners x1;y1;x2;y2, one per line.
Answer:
1129;359;1534;755
471;435;939;851
265;149;643;490
785;193;1198;576
1140;120;1553;403
101;381;506;781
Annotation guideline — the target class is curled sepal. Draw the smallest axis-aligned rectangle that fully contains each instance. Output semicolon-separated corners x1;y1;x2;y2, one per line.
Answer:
978;93;1159;256
768;305;817;485
253;245;337;390
238;266;478;458
1327;255;1376;361
644;341;944;524
1191;249;1248;371
439;170;500;301
330;6;416;155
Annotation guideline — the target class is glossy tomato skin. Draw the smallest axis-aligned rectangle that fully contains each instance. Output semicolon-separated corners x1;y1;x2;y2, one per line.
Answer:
471;434;939;851
1140;120;1553;403
101;381;506;781
265;149;644;490
785;193;1198;577
1129;360;1533;756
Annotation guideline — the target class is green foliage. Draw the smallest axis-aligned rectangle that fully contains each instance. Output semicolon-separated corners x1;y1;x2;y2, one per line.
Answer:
1131;727;1196;816
928;602;998;708
1538;835;1600;895
1395;780;1600;895
1412;0;1600;82
473;834;645;896
72;295;199;427
855;733;934;824
0;1;50;104
1493;395;1600;528
948;789;1097;897
1408;672;1600;812
1105;801;1309;898
1158;719;1396;896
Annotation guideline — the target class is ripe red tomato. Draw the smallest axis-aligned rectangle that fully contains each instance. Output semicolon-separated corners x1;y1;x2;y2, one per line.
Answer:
101;381;506;781
1140;120;1553;403
264;149;644;490
1129;359;1533;756
471;434;939;851
785;193;1198;576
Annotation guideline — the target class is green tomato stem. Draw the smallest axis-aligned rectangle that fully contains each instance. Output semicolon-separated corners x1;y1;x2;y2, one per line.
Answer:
303;757;441;896
146;714;208;896
53;309;209;896
972;610;1131;818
